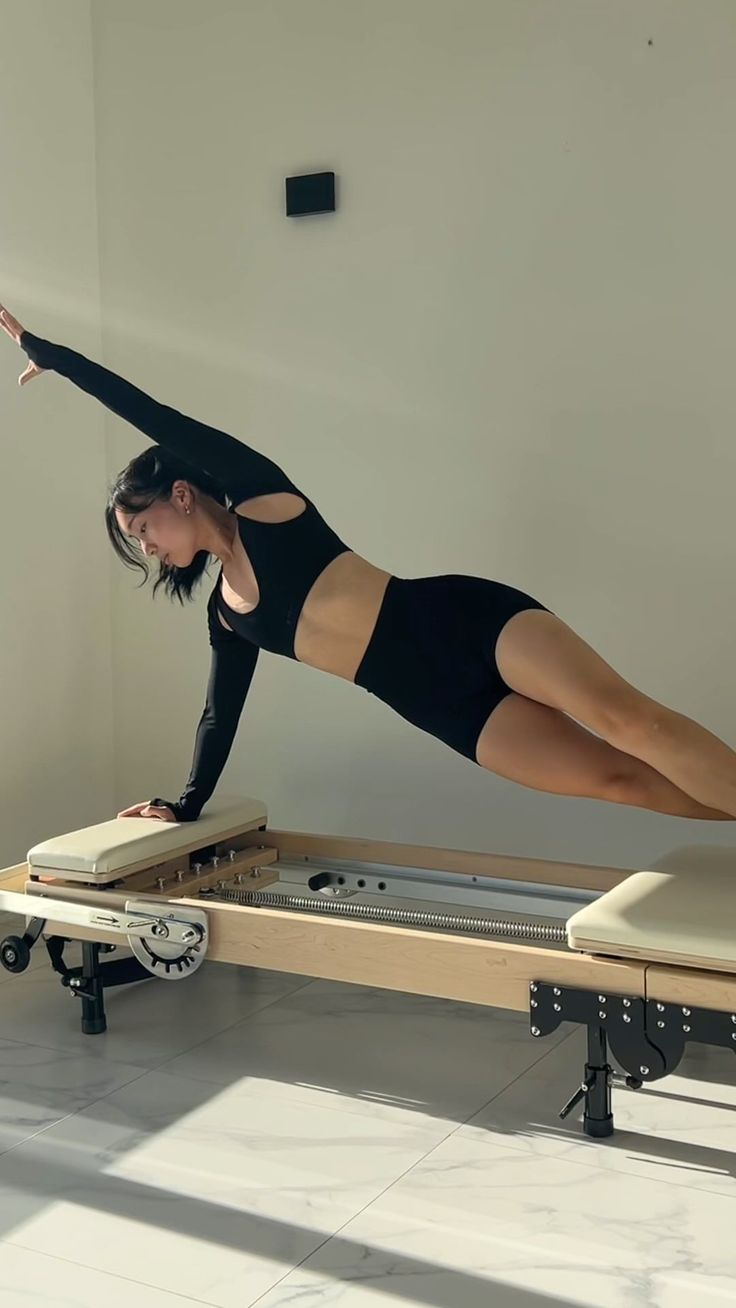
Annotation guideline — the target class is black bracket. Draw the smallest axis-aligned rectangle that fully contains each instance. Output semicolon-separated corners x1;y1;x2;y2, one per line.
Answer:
530;981;736;1137
0;916;152;1036
44;937;153;1034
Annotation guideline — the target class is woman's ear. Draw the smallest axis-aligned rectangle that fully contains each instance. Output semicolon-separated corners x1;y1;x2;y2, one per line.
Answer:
171;479;193;513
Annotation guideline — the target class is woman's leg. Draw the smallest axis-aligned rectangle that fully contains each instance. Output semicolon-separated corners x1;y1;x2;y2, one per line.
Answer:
493;610;736;819
475;693;733;819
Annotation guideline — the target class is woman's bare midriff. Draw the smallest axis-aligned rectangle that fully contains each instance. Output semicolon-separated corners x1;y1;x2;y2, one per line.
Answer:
219;494;393;683
293;550;393;680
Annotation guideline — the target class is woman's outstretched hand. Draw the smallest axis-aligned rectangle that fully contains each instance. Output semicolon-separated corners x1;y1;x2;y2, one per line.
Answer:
117;801;177;822
0;304;44;385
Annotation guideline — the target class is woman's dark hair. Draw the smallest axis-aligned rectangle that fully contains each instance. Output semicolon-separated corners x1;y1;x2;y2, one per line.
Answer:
104;445;228;603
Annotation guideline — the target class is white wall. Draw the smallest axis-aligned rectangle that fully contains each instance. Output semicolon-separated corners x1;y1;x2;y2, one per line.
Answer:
0;1;114;865
5;1;736;871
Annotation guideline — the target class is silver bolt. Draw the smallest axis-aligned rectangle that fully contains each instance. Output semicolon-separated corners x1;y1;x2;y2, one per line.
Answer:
194;862;202;875
657;1020;665;1029
553;1003;561;1013
530;983;538;993
623;1014;631;1023
553;987;561;997
156;877;166;891
623;998;631;1008
598;995;607;1003
731;1015;736;1024
531;1026;540;1036
683;1024;691;1033
252;868;261;878
530;999;538;1008
212;855;220;869
598;1010;607;1020
682;1007;691;1017
175;870;184;883
640;1066;649;1076
656;1003;665;1013
217;879;226;891
732;1034;736;1042
228;849;236;862
234;873;245;885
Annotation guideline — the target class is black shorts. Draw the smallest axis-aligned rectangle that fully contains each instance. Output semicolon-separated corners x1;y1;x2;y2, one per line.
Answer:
354;574;550;764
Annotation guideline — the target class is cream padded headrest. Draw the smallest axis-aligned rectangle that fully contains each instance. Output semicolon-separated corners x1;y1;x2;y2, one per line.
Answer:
567;843;736;971
27;796;267;877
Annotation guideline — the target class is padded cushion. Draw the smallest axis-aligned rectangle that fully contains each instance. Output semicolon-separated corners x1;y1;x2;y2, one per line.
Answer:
567;843;736;971
27;795;267;882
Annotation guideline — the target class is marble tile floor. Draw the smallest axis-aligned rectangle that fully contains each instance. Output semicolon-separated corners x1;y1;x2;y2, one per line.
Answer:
0;912;732;1307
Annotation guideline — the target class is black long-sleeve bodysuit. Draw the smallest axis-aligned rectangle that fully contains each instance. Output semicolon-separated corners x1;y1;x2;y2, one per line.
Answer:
21;333;549;811
20;332;351;819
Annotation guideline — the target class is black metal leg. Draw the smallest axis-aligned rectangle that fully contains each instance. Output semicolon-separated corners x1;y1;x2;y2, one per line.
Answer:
583;1024;614;1138
79;942;107;1035
46;937;153;1035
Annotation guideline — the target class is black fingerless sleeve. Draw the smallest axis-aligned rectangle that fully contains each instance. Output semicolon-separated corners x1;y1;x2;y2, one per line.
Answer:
151;592;258;821
20;331;297;503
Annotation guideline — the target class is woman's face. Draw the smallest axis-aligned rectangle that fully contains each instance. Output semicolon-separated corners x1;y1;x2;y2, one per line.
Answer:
115;486;198;569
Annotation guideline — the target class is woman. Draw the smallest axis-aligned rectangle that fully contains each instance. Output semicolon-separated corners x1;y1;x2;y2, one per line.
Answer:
3;302;736;825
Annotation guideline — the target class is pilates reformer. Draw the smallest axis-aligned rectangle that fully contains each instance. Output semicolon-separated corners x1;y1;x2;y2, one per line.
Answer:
0;796;734;1139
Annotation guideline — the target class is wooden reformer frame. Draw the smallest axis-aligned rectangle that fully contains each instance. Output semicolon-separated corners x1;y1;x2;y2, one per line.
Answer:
0;805;734;1139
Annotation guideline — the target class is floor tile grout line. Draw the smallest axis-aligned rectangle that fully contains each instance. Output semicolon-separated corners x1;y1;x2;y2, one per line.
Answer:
0;1027;565;1166
0;1002;576;1165
0;979;319;1159
149;977;316;1076
0;1024;583;1304
0;970;315;1070
0;1234;225;1307
5;977;728;1196
0;1018;730;1304
0;1061;157;1163
129;1008;577;1120
249;1067;736;1308
242;1032;585;1308
244;1145;457;1308
0;1037;569;1308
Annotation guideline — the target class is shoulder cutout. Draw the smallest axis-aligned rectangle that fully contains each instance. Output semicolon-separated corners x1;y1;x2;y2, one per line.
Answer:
233;492;307;523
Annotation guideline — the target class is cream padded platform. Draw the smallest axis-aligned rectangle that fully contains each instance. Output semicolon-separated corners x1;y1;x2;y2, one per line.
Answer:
567;843;736;972
27;796;267;885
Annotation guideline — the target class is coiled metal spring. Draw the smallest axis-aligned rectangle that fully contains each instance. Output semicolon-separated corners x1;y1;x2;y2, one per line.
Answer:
204;887;567;943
